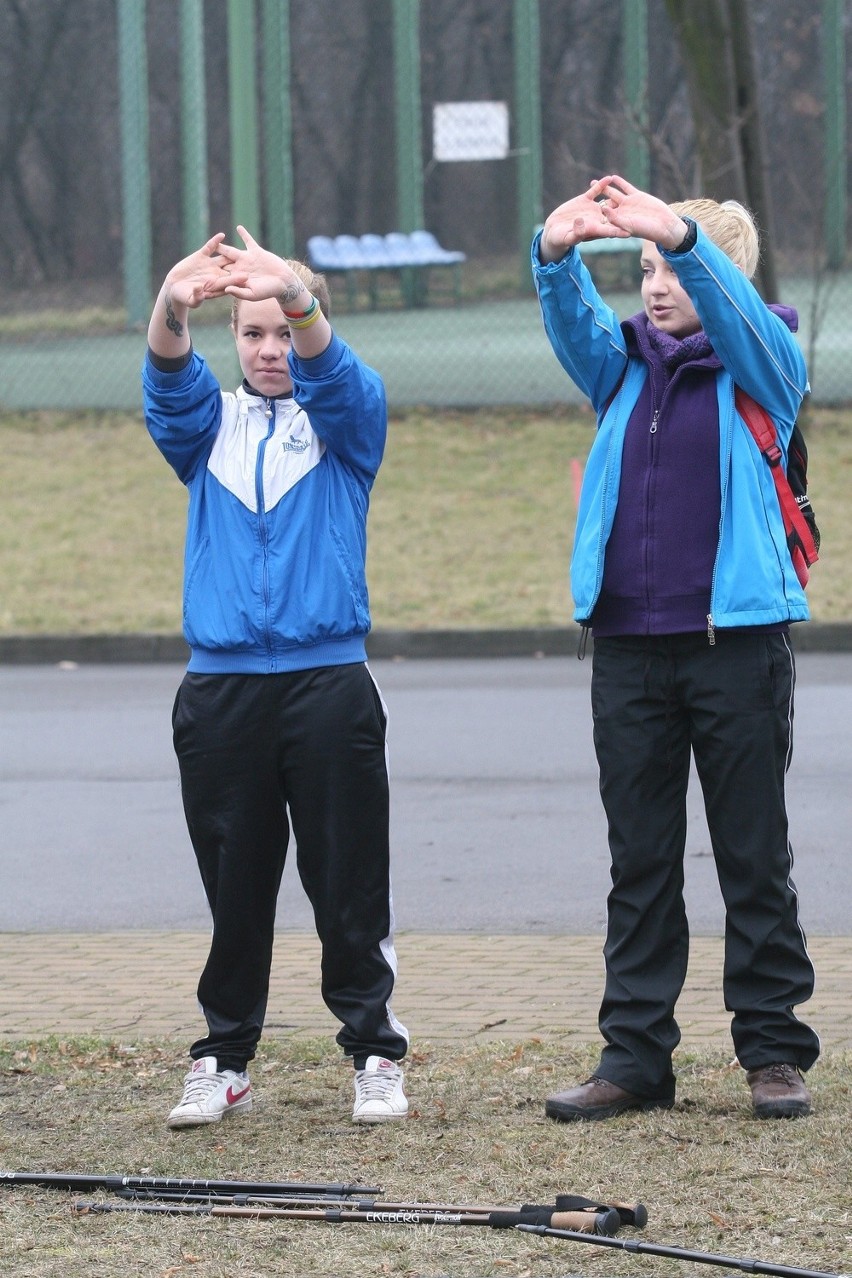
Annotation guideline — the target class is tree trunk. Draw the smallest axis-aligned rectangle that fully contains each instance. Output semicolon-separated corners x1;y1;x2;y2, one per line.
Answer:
664;0;778;299
726;0;779;300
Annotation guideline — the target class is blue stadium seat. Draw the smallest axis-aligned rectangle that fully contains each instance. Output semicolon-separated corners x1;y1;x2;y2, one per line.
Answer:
307;230;466;308
306;235;342;270
407;230;467;265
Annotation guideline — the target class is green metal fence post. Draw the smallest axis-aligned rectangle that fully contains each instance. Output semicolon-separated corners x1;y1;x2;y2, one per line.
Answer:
623;0;650;189
513;0;543;290
261;0;294;257
227;0;261;236
392;0;424;305
822;0;847;268
117;0;152;328
180;0;209;253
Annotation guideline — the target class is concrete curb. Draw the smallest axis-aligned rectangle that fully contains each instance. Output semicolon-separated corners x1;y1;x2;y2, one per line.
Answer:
1;622;851;664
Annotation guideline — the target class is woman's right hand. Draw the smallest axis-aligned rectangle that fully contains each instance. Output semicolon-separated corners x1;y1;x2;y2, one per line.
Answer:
163;233;236;309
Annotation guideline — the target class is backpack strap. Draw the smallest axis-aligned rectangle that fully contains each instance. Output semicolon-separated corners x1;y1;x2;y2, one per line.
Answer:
735;388;818;588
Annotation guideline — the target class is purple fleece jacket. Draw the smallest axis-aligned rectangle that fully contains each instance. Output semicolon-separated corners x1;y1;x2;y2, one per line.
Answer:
591;306;798;637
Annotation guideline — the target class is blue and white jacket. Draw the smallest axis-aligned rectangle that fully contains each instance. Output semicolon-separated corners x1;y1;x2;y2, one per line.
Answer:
531;226;810;632
142;332;387;674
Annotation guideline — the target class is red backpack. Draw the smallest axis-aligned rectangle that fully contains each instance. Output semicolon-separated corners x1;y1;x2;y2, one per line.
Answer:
735;389;820;588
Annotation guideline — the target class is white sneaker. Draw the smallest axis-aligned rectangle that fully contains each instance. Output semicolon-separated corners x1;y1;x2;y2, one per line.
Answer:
166;1056;253;1129
352;1055;408;1124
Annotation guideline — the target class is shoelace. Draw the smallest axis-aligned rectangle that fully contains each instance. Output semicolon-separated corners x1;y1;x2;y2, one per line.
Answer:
761;1064;799;1086
180;1071;227;1103
356;1068;399;1101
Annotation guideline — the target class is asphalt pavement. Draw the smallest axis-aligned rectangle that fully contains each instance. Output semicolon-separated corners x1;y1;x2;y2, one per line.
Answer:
1;651;850;936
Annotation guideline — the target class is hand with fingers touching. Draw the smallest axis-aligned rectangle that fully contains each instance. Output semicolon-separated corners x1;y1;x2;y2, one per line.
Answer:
163;233;244;308
148;233;242;359
218;226;312;311
539;175;632;264
597;175;691;250
217;225;331;356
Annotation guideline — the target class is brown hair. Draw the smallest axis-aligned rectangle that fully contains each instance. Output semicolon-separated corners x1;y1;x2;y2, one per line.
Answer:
669;198;760;279
230;260;332;326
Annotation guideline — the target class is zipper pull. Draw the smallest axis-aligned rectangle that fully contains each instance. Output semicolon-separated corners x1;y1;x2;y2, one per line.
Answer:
706;614;716;646
264;398;273;419
650;410;659;434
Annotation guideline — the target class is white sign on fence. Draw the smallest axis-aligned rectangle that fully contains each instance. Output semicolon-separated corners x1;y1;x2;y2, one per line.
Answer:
432;101;510;162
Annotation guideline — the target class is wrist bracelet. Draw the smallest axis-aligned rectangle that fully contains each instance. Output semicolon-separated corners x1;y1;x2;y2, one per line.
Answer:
287;299;323;330
282;294;319;321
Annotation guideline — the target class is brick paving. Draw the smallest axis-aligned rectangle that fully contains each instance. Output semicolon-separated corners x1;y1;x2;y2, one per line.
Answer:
1;932;849;1050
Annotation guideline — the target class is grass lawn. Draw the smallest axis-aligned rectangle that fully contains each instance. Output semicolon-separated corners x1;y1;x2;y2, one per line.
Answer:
1;405;850;636
1;1037;850;1278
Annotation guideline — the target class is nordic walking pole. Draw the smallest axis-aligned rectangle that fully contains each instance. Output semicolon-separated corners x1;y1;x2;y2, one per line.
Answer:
2;1171;643;1228
517;1223;850;1278
73;1198;623;1235
0;1170;380;1198
116;1186;646;1227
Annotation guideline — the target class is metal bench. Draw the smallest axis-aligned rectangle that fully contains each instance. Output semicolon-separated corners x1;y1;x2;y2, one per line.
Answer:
307;231;466;308
576;235;643;286
533;228;643;287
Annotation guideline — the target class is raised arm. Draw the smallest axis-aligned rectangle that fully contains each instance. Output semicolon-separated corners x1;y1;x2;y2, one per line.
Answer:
147;233;233;360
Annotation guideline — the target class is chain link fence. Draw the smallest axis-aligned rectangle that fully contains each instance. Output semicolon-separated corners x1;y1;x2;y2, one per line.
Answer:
1;0;850;410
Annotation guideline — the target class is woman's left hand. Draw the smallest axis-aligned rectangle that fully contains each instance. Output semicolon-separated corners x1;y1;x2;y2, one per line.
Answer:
217;226;309;309
599;176;689;250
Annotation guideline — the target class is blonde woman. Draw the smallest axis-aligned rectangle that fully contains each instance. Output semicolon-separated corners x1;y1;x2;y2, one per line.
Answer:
533;177;818;1123
143;229;408;1129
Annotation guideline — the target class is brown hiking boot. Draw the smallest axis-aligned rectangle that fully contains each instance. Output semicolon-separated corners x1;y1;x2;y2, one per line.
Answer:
746;1063;812;1119
545;1075;674;1123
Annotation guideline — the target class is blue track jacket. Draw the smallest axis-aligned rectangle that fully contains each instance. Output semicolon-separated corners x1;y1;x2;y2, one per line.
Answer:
531;227;811;631
143;332;387;673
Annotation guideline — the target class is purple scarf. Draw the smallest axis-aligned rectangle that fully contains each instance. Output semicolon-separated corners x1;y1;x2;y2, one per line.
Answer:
645;323;714;373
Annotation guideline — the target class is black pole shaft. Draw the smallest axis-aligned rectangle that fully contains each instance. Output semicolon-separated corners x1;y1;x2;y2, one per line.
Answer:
119;1189;383;1209
517;1224;845;1278
117;1188;614;1220
0;1171;380;1197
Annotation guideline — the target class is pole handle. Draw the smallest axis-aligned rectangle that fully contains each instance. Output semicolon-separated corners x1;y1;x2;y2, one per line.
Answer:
490;1207;620;1235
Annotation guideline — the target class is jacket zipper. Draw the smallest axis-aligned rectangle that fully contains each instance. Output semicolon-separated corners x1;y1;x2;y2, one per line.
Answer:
256;399;276;664
644;407;660;624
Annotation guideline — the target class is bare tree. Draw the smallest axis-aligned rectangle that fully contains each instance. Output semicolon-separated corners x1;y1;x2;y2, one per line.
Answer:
0;1;73;282
664;0;778;299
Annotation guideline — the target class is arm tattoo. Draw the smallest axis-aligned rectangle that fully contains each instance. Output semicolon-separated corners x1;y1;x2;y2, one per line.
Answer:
164;289;184;338
278;282;306;310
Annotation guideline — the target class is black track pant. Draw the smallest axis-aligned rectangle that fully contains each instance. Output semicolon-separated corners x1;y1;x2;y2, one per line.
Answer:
172;663;409;1072
590;631;820;1099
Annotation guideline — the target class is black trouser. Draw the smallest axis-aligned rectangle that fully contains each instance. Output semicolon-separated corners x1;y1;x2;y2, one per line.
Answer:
590;632;819;1099
172;662;409;1072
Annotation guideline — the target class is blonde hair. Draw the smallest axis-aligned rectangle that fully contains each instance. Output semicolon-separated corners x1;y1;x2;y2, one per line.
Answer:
230;260;332;326
669;198;760;279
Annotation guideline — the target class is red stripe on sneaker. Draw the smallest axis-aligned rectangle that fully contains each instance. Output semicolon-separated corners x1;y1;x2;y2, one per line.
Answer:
225;1082;251;1104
